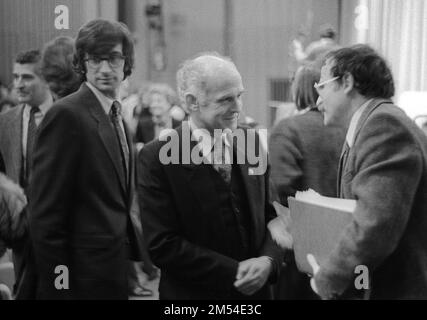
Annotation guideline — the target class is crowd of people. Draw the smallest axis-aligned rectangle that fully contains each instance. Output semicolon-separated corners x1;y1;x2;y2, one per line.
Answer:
1;18;427;300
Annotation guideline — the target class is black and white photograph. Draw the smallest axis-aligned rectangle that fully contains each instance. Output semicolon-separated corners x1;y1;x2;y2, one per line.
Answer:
1;0;427;311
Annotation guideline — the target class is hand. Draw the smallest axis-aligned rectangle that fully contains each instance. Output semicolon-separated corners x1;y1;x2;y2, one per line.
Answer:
267;201;293;249
234;256;272;296
292;38;303;50
307;253;320;295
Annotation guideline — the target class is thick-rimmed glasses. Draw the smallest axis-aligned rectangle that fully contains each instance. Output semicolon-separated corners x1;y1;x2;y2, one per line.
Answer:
314;76;340;92
84;54;125;69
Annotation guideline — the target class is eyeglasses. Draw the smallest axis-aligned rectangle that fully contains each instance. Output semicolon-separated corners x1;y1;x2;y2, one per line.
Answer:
84;54;125;69
314;76;340;91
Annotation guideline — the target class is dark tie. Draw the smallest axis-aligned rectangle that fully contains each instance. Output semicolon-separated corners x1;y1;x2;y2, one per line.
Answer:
212;136;232;184
337;141;350;197
25;106;40;183
110;101;130;184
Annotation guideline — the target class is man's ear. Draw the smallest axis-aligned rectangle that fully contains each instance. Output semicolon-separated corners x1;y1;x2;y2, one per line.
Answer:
185;93;199;112
342;72;355;94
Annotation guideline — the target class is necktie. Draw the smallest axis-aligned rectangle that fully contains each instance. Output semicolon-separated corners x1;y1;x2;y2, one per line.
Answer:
337;141;350;197
212;135;232;184
110;101;130;184
25;106;40;184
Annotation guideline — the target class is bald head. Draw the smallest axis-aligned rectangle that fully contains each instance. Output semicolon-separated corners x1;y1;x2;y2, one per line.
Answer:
176;52;241;107
176;52;244;132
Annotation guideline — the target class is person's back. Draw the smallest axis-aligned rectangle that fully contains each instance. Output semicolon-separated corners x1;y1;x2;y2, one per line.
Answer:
269;64;345;299
270;110;344;205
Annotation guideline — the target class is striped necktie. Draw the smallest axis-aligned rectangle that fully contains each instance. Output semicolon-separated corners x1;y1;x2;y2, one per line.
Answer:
212;135;232;184
110;101;130;184
25;106;40;185
337;141;350;197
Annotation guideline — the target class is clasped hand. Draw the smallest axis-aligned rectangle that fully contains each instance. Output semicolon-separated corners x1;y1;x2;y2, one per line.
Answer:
233;256;272;296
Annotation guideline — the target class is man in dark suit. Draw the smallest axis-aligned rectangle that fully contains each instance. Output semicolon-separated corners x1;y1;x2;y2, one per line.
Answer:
29;19;142;300
309;44;427;299
0;50;53;299
137;53;283;300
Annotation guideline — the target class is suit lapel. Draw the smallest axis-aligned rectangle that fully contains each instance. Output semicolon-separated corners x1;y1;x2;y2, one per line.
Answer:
6;105;24;182
178;123;222;220
235;133;263;247
352;98;392;146
337;98;392;197
124;121;134;207
83;84;127;195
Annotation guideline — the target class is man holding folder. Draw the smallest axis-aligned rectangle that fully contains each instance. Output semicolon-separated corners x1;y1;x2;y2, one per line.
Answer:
309;45;427;299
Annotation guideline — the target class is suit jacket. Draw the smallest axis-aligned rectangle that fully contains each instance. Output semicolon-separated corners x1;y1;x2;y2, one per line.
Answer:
137;122;283;299
315;99;427;299
0;105;37;299
29;83;142;300
0;105;24;184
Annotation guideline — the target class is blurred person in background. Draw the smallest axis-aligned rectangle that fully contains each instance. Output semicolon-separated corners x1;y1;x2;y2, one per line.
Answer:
41;36;83;100
268;64;345;299
135;83;183;149
293;24;340;69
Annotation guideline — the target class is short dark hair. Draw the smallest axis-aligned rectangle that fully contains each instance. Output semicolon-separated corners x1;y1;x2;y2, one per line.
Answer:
41;36;83;99
15;50;41;65
73;19;134;80
326;44;395;99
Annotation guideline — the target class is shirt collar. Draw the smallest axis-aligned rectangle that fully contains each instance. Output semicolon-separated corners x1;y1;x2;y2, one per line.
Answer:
188;117;231;159
346;99;373;147
86;81;120;115
24;92;54;116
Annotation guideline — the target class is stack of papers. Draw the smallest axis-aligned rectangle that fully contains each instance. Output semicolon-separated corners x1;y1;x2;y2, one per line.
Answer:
289;189;356;274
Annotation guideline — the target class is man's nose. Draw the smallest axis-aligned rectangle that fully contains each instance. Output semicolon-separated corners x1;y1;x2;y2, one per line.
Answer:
98;60;113;73
316;96;323;108
14;77;24;89
232;97;243;112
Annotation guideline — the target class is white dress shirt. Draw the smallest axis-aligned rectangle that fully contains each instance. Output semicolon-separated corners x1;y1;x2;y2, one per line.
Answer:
345;99;373;147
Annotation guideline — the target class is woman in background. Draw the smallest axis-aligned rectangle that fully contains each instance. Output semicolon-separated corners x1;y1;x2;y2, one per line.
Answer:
135;83;184;148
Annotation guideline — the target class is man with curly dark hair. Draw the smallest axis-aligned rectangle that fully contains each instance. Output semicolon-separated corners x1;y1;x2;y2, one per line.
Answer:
29;19;142;300
309;44;427;299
